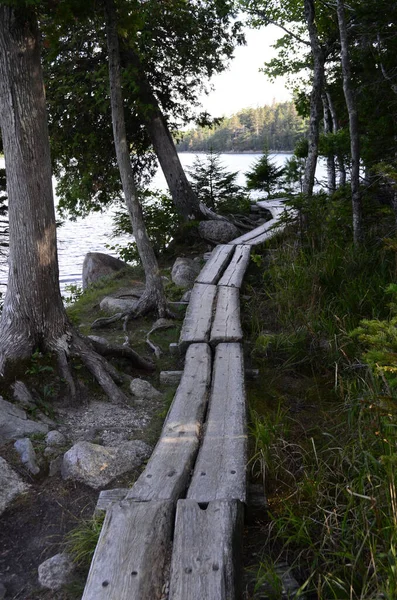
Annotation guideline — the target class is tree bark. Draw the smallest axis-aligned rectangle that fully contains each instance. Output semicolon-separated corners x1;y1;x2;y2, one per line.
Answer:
336;0;363;244
0;6;138;404
326;90;347;186
122;48;203;221
302;0;325;198
105;0;168;317
322;93;336;194
0;7;69;367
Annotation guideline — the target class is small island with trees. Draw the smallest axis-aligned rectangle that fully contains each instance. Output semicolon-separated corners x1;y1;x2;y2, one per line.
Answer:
0;0;397;598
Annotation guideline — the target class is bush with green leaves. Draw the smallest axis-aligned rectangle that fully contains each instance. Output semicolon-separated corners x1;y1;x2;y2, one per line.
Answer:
187;149;250;214
109;188;182;262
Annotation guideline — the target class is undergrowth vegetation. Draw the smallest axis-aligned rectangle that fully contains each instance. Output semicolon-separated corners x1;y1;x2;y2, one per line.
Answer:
244;192;397;599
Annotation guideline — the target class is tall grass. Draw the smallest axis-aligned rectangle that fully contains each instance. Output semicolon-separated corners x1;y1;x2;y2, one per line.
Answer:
246;193;397;598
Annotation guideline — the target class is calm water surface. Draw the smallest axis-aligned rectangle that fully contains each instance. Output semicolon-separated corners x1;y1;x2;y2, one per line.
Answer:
0;153;326;294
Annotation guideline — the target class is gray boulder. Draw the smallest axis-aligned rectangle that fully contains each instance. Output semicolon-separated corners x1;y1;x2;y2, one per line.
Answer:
0;397;48;445
198;220;239;244
61;440;151;489
171;257;201;289
0;457;30;516
99;296;137;314
38;553;75;591
130;379;163;404
82;252;127;290
14;438;40;475
45;430;67;447
0;582;6;599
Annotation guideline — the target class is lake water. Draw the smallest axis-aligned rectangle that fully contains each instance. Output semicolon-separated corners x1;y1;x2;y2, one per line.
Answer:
0;153;326;294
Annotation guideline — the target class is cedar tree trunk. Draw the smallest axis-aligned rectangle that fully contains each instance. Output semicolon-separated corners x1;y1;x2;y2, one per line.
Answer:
105;0;168;317
0;6;133;403
0;7;69;368
336;0;363;244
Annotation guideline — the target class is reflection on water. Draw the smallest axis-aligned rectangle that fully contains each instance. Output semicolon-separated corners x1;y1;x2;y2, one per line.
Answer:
0;153;327;294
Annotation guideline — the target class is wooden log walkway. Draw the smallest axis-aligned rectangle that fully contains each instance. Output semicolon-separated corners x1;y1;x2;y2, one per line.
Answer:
82;200;287;600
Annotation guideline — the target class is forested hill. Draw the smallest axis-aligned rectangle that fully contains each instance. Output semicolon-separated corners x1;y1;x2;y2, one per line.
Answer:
176;101;306;153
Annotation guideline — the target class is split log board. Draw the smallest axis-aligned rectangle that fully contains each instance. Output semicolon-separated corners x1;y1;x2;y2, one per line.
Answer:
168;499;244;600
82;500;174;600
179;283;217;351
195;244;235;285
187;343;247;504
127;343;212;502
218;244;251;288
210;286;242;346
230;219;276;245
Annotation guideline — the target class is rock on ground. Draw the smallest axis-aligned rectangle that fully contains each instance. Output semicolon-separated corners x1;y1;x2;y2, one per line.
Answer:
130;378;163;404
82;252;127;290
45;430;67;447
198;220;239;244
38;553;75;591
14;438;40;475
0;457;30;517
0;397;48;445
61;440;151;489
171;257;201;288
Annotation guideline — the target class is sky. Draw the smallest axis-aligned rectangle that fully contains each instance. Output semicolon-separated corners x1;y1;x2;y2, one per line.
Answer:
198;25;292;119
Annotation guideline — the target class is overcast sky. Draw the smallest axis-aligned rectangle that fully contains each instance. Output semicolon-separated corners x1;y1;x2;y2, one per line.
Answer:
198;25;292;119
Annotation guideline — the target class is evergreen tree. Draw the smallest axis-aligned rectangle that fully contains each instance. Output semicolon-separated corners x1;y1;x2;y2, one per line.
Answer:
188;150;249;214
245;151;285;195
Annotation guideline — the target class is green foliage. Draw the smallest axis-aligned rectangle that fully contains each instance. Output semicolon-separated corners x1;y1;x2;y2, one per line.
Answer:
25;350;55;377
177;102;306;153
351;284;397;390
259;386;397;599
63;283;83;306
65;514;105;568
110;189;182;262
245;151;285;195
187;150;249;214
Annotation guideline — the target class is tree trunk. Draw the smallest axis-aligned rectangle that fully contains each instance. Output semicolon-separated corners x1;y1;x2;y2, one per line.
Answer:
122;48;203;221
302;0;325;197
145;109;203;221
336;0;363;244
0;6;138;404
0;7;70;368
105;0;168;317
326;91;347;186
322;93;336;194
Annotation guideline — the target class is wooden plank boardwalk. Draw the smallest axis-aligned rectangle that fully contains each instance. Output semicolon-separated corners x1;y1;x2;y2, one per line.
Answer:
82;200;287;600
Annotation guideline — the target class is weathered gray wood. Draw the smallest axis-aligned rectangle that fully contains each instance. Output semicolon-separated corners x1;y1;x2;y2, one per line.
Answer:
247;224;283;246
95;488;128;513
230;219;276;245
187;343;247;503
159;370;183;385
168;499;244;600
210;287;242;346
82;500;173;600
127;343;211;502
179;283;217;350
218;244;251;288
195;245;234;285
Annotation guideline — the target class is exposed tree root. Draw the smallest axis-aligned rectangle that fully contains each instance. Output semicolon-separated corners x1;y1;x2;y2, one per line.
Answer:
56;348;77;401
88;335;155;372
91;286;175;330
69;334;130;405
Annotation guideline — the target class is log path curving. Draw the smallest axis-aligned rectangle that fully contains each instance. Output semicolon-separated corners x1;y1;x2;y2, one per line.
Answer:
82;199;288;600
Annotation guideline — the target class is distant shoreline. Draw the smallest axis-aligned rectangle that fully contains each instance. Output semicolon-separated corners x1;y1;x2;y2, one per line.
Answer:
177;150;294;155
